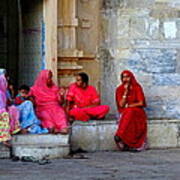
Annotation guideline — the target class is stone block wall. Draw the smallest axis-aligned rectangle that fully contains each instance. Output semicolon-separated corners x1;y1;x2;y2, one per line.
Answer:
100;0;180;118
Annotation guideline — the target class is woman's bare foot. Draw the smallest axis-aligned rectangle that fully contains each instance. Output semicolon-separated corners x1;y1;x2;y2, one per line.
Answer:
59;128;69;135
48;128;55;134
69;117;74;124
3;141;12;148
116;141;125;151
114;135;125;151
20;129;28;134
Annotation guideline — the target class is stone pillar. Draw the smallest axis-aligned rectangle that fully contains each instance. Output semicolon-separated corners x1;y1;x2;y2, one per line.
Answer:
58;0;83;86
43;0;58;83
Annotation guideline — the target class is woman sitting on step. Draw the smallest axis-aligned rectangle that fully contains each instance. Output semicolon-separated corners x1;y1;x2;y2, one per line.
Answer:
66;72;110;122
29;70;68;134
114;70;147;152
0;74;20;147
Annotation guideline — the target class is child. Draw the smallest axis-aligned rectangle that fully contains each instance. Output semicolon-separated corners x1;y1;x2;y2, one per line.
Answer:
14;85;30;105
15;85;48;134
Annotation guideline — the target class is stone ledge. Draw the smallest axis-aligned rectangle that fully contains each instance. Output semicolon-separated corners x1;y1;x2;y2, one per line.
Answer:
12;134;69;145
71;119;180;152
11;134;70;160
12;145;70;159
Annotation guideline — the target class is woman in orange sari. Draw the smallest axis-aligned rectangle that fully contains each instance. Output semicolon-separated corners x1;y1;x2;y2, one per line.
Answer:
114;70;147;151
66;72;109;122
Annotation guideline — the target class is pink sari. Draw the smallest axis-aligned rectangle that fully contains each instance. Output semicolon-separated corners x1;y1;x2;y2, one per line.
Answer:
30;70;68;131
0;75;20;142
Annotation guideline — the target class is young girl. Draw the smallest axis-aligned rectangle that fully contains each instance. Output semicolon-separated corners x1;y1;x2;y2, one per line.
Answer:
15;85;48;134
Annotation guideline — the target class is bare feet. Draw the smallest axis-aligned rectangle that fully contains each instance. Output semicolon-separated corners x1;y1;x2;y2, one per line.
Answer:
69;117;74;123
114;135;125;151
116;141;124;151
20;128;28;134
48;128;55;134
59;128;69;135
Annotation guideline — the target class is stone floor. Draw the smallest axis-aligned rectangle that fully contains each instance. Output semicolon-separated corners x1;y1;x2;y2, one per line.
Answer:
0;149;180;180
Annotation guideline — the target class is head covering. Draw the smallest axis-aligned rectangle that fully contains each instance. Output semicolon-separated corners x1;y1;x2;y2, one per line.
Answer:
121;70;139;87
0;74;7;93
116;70;146;112
0;69;6;76
31;70;59;103
0;74;7;108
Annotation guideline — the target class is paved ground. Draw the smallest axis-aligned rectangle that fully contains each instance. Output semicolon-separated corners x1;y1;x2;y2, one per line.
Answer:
0;149;180;180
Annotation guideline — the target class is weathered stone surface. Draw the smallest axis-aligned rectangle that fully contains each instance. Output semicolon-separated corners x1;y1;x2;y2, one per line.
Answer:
148;120;179;148
71;120;118;152
12;134;69;145
12;134;70;159
0;144;10;159
100;0;180;118
12;144;70;160
71;119;180;152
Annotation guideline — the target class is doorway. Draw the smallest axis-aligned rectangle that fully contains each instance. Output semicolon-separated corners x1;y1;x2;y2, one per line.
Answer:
0;0;45;87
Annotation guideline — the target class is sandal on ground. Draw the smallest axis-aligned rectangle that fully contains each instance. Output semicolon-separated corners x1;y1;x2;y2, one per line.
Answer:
38;159;51;165
64;153;88;159
12;156;20;162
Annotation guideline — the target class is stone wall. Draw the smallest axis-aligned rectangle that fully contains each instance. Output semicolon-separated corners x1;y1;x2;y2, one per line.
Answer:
100;0;180;118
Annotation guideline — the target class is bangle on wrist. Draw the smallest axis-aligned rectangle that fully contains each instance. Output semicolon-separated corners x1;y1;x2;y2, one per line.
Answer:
125;103;128;108
122;95;127;99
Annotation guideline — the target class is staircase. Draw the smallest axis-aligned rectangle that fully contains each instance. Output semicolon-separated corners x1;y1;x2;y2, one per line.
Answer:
1;119;180;159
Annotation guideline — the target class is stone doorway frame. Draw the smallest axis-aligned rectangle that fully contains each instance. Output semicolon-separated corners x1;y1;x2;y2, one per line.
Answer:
43;0;58;82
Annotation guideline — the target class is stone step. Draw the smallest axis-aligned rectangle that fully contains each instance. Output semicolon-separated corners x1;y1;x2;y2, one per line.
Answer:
12;134;69;145
12;134;70;159
0;144;10;159
12;144;70;160
71;119;180;152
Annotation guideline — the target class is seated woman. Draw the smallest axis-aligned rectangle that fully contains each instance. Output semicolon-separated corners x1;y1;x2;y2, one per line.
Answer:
114;70;147;152
15;85;48;134
0;74;20;147
30;70;68;134
66;72;110;122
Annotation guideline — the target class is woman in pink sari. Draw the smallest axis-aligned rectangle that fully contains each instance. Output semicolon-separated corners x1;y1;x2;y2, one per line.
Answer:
66;72;110;122
30;70;68;134
0;74;20;147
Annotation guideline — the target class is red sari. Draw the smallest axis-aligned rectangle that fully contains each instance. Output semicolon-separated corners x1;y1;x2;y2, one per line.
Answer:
66;83;109;122
115;70;147;150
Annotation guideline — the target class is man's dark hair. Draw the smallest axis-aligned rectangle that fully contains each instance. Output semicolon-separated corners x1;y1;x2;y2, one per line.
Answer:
78;72;89;85
19;84;30;92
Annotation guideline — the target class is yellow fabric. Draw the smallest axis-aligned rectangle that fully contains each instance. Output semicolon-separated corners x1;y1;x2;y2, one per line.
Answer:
0;112;11;142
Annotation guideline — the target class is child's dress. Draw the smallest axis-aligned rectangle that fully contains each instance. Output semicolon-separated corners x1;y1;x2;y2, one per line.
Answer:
15;95;48;134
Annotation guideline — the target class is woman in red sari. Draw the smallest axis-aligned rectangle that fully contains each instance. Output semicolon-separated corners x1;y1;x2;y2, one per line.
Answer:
30;70;68;134
114;70;147;151
66;72;109;122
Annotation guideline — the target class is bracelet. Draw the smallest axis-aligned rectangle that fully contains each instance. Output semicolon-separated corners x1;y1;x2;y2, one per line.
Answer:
122;95;127;99
125;103;128;108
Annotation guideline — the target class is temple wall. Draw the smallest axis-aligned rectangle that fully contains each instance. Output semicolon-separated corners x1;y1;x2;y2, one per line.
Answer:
100;0;180;118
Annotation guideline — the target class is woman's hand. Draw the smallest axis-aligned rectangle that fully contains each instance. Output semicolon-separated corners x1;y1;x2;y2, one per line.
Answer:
59;87;66;97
